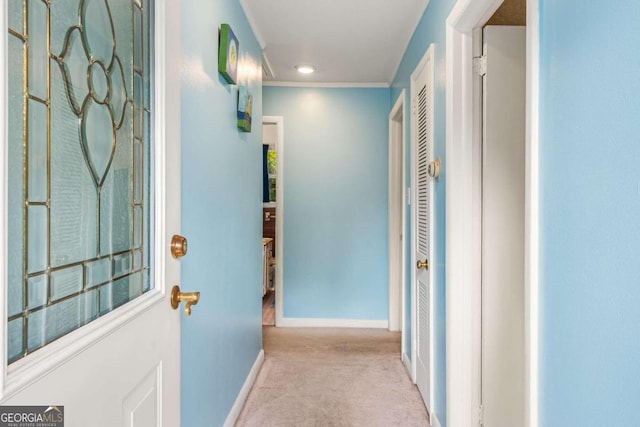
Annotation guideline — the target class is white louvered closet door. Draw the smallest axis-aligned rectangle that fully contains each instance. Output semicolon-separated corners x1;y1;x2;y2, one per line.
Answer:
412;45;434;412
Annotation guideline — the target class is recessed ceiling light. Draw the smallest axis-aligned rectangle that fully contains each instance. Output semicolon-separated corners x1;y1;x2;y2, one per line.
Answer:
295;65;315;74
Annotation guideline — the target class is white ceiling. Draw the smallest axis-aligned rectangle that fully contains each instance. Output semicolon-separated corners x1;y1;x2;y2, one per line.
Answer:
239;0;430;86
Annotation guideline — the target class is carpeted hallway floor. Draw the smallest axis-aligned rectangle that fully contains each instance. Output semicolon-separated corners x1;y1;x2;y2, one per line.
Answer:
235;327;430;427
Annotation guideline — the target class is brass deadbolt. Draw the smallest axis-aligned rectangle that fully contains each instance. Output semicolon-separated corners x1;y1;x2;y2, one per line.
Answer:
416;259;429;270
171;234;188;258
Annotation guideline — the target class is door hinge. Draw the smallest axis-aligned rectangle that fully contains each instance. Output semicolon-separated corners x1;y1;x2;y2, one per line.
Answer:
478;404;484;427
473;55;487;76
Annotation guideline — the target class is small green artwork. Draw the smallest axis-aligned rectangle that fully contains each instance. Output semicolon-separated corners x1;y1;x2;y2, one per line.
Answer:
237;86;252;132
218;23;239;84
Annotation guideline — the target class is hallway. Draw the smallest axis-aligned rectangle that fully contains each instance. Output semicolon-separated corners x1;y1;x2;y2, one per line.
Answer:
235;328;429;426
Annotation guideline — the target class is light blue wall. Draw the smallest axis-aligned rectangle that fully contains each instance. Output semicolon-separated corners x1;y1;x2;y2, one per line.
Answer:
539;1;640;425
180;1;263;425
391;0;456;425
263;87;389;320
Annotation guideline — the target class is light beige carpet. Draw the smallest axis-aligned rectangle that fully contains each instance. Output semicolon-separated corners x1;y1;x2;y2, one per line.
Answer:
235;327;429;427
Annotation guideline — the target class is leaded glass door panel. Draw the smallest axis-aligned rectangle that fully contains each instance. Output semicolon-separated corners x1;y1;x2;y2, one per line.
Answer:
1;1;181;424
8;0;155;364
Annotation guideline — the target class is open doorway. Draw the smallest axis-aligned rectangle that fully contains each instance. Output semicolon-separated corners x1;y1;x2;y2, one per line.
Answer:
261;123;277;326
445;0;538;424
262;117;284;327
477;3;527;425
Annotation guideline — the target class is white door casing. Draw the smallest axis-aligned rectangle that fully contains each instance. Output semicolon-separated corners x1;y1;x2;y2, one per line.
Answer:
445;1;540;426
481;25;526;427
411;44;435;414
0;1;181;425
388;91;405;334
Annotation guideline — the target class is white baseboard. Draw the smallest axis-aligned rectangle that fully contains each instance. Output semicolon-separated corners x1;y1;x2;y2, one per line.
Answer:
278;317;389;328
431;413;442;427
223;349;265;427
402;352;413;381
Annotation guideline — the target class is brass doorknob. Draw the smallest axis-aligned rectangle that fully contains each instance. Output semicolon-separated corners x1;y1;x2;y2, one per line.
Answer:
171;235;188;259
170;285;200;316
416;259;429;270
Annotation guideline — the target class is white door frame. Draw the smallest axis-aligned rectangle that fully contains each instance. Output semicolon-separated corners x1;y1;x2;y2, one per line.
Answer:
410;44;435;411
444;1;539;426
262;116;284;326
388;90;406;338
0;1;181;421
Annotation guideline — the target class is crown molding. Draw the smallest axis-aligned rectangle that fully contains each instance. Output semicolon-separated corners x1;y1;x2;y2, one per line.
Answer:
263;81;390;88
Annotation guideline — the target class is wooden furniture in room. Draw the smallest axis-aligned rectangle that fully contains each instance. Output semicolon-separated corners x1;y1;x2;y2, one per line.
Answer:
262;238;274;296
263;207;276;249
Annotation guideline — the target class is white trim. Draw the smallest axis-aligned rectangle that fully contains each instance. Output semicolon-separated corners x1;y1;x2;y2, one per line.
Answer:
445;1;539;426
0;0;9;400
402;352;413;379
154;0;178;299
410;68;417;384
431;413;443;427
401;104;408;356
445;11;475;426
223;349;265;427
428;47;436;416
262;81;390;88
470;25;483;427
0;0;178;400
262;116;284;326
278;318;389;329
388;90;406;335
525;1;540;425
238;0;266;49
445;2;498;425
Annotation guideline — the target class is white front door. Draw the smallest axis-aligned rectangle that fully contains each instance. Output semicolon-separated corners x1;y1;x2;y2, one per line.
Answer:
411;44;434;412
481;25;526;427
1;1;182;425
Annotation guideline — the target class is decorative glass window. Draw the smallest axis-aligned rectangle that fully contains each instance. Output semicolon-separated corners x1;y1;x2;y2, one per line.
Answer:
6;0;154;364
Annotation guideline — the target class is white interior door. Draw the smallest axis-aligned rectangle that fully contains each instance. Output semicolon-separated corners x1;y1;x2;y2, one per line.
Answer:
411;45;434;413
481;25;526;427
1;1;182;426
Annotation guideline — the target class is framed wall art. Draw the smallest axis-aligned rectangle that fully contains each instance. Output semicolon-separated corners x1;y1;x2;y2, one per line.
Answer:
237;86;252;132
218;23;239;84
